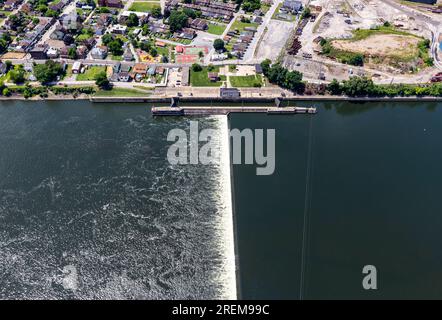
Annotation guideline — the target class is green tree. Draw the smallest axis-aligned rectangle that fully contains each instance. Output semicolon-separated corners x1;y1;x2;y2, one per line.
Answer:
301;7;311;20
341;76;375;97
108;39;124;56
127;13;139;27
327;79;342;95
213;39;225;51
33;60;64;84
192;63;202;72
102;33;114;46
169;10;189;32
150;47;158;57
68;47;77;59
95;71;111;90
151;7;162;18
8;65;26;84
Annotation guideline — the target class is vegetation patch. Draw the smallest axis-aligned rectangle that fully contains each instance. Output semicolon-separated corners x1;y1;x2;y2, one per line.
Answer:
190;65;226;87
129;2;160;12
207;23;227;35
230;75;262;87
94;88;152;97
76;66;107;81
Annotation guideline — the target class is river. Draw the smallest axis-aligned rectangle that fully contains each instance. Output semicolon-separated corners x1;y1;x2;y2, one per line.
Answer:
1;100;441;299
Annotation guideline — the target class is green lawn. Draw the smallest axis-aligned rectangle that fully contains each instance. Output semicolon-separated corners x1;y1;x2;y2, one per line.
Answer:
229;18;259;33
156;46;169;57
95;88;152;97
110;55;123;61
190;66;226;87
230;75;262;87
350;25;419;41
207;23;227;35
76;66;106;81
129;2;160;12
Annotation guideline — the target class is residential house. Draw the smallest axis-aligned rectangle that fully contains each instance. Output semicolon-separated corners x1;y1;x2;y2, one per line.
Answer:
0;61;7;75
117;71;131;82
282;0;302;13
178;28;196;40
76;45;88;59
155;66;165;75
30;45;48;59
123;46;134;61
190;18;208;31
113;62;121;74
109;24;127;35
98;0;123;8
46;47;59;58
91;46;108;59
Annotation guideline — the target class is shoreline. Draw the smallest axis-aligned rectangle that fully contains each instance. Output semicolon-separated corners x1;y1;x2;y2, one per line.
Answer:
1;95;442;103
2;93;442;103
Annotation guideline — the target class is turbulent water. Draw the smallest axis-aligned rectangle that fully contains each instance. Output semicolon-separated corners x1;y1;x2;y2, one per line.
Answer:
0;101;236;299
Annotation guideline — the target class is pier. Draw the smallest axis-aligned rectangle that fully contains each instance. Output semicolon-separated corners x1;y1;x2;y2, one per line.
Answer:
151;106;317;116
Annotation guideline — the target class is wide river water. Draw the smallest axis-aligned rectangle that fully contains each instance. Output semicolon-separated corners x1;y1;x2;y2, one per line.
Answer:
1;100;442;299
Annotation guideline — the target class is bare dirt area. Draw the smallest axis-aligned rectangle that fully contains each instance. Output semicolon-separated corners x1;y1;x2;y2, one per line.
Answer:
331;34;420;58
254;19;294;62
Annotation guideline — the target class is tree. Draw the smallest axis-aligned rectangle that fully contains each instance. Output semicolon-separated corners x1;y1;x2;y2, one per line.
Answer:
327;79;342;95
127;13;139;27
33;60;64;84
2;87;10;96
192;63;202;72
140;40;152;52
68;47;77;59
347;54;364;66
95;71;111;90
183;8;197;19
5;61;12;72
150;47;158;57
301;7;311;20
8;65;26;84
169;10;189;32
260;59;271;75
213;39;225;51
341;76;375;97
151;7;162;18
108;39;124;56
102;33;114;46
46;9;57;17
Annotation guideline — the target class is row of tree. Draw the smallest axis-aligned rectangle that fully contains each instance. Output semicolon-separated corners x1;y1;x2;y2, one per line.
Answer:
327;77;442;97
260;59;305;93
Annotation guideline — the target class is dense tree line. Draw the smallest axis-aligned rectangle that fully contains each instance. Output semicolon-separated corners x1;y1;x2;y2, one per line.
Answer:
327;77;442;97
260;59;305;93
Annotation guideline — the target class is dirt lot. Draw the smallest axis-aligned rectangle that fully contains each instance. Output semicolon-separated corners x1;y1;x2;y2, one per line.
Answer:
254;19;294;62
331;34;420;58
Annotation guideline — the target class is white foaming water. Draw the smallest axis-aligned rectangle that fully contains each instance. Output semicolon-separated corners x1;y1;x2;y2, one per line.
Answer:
216;116;237;299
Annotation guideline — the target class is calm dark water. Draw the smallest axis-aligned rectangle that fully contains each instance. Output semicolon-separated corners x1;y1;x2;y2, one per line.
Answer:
231;101;442;299
0;101;235;299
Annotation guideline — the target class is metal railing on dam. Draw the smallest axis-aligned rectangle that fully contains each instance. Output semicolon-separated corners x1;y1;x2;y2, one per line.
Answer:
151;106;317;116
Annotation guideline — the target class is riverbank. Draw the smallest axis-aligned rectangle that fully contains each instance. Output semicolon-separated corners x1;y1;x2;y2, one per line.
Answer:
2;94;442;103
